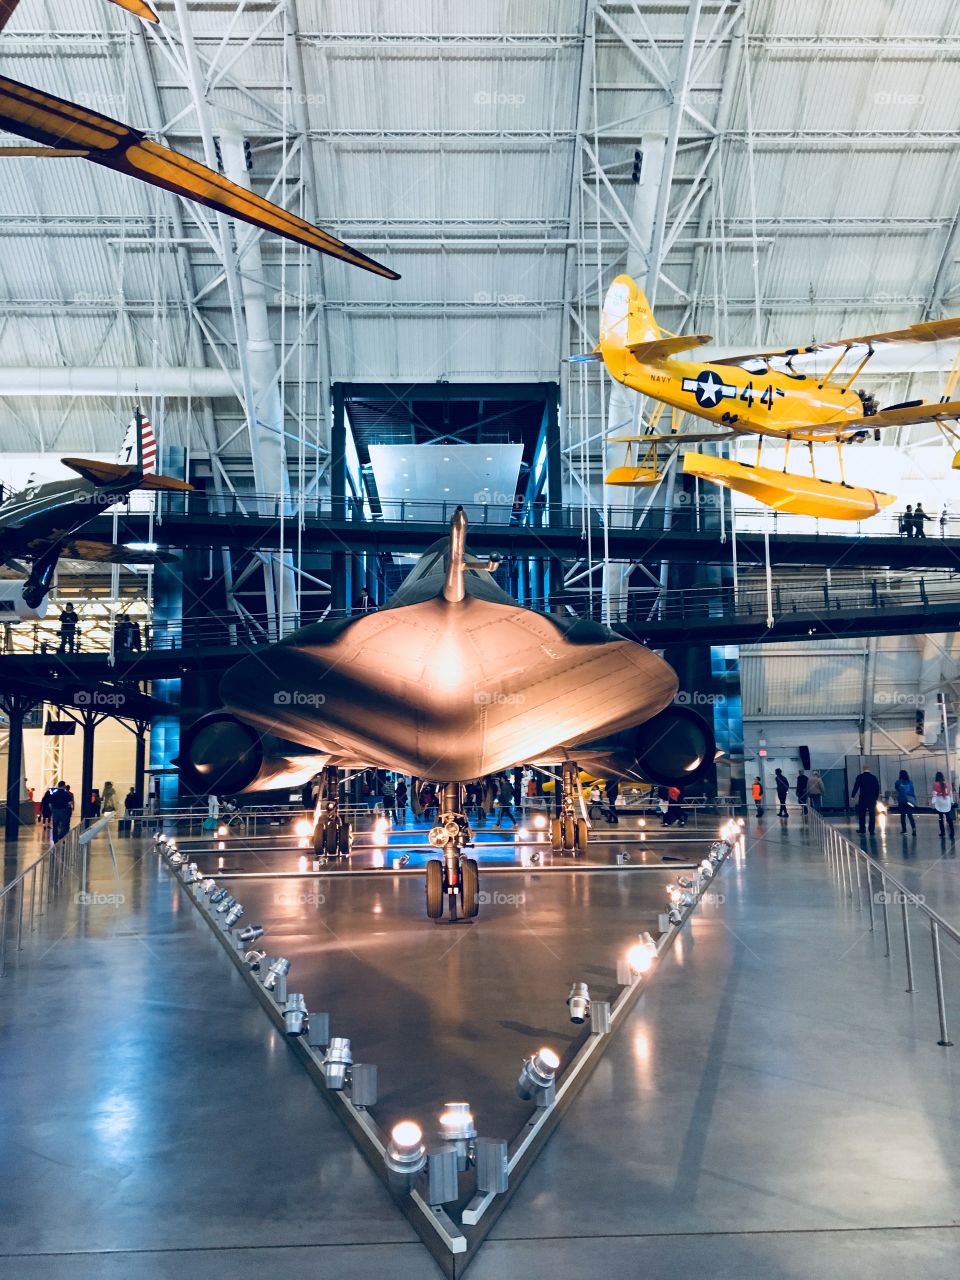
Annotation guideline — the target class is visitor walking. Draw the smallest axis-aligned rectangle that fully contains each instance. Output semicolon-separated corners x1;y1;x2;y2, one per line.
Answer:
932;771;955;840
774;768;790;818
795;769;809;816
851;765;880;835
752;776;764;818
807;770;824;813
894;769;917;834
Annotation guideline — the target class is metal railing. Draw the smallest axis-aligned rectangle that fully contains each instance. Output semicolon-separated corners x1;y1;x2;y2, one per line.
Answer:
812;810;957;1047
8;567;960;659
148;488;960;542
0;813;115;977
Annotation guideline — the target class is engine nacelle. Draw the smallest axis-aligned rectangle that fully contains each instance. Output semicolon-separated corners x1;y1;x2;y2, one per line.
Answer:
567;705;716;789
629;704;716;787
176;711;326;795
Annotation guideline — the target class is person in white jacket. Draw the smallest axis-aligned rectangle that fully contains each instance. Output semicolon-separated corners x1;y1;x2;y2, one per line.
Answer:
931;772;955;840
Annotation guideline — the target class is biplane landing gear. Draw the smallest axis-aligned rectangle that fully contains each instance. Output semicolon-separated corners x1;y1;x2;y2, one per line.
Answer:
313;766;351;859
551;762;589;854
426;782;478;921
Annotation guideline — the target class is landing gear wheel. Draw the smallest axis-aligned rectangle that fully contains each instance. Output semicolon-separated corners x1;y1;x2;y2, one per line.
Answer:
337;821;351;857
576;817;589;852
426;859;444;919
461;857;479;918
551;817;563;851
563;815;575;851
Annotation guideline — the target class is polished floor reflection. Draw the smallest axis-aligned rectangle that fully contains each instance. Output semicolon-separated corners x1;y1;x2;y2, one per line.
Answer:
2;817;959;1279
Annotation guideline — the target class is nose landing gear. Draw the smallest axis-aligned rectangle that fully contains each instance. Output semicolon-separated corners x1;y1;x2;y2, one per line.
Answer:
313;766;351;859
550;762;589;854
426;782;479;921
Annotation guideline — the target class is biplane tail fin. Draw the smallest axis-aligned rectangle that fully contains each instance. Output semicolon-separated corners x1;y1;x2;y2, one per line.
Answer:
599;274;660;355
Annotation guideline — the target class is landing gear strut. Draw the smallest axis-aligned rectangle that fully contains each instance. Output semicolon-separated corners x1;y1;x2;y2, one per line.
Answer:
551;762;589;854
426;782;478;921
313;766;351;859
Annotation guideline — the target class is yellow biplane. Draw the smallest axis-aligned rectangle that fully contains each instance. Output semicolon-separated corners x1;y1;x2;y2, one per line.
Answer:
0;0;398;279
589;274;960;519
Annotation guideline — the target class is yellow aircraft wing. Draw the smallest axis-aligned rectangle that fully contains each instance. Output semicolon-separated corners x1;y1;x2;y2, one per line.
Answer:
609;430;737;445
108;0;159;21
786;397;960;442
711;319;960;366
0;75;400;279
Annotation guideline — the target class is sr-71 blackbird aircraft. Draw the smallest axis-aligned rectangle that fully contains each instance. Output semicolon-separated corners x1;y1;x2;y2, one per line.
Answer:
177;509;715;921
0;409;191;609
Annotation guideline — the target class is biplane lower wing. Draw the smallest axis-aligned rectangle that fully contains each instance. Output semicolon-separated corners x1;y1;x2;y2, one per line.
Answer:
61;539;175;565
61;458;193;492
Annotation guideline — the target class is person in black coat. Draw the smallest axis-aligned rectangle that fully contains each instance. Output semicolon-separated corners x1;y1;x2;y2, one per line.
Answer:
774;768;790;818
851;766;881;834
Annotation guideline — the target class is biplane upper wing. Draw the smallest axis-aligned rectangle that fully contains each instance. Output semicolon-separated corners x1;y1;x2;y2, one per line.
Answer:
108;0;159;21
710;318;960;366
0;75;400;279
61;458;194;492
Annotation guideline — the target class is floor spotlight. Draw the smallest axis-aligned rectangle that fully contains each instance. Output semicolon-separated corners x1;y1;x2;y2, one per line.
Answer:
217;824;228;837
169;851;183;867
627;932;658;975
385;1120;427;1189
238;924;264;944
209;887;228;906
567;981;590;1024
199;878;217;895
324;1036;352;1089
215;894;237;915
262;956;290;991
516;1047;560;1104
283;993;308;1036
294;818;313;838
533;814;547;829
224;903;244;928
699;859;714;878
398;853;410;867
438;1101;476;1169
668;906;682;926
243;949;266;970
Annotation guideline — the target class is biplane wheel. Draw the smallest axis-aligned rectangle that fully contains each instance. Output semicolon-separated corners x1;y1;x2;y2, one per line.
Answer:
337;821;351;856
551;817;563;850
563;815;575;851
576;817;589;852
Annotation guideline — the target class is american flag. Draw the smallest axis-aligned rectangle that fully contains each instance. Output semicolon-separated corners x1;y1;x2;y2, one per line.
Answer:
118;409;156;474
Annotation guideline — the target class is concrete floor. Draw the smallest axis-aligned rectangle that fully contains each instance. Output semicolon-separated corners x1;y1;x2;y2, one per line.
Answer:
2;818;960;1278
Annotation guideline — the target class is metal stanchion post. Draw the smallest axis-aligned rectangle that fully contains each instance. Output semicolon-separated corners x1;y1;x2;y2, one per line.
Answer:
930;921;953;1047
16;879;24;951
864;859;875;931
28;865;36;932
880;872;891;957
901;898;915;993
853;849;863;911
0;896;6;976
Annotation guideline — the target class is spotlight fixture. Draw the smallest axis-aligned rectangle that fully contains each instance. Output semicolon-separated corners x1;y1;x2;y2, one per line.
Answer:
294;818;313;837
324;1036;352;1089
398;853;410;867
677;876;695;889
668;906;682;926
169;851;184;867
438;1101;476;1169
243;949;266;970
516;1047;560;1103
627;932;658;975
530;850;541;865
209;887;228;906
384;1120;427;1187
224;903;244;928
699;859;714;878
567;981;590;1024
238;924;264;944
262;956;290;991
215;894;237;915
533;814;547;829
283;993;308;1036
217;824;228;836
199;878;217;895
